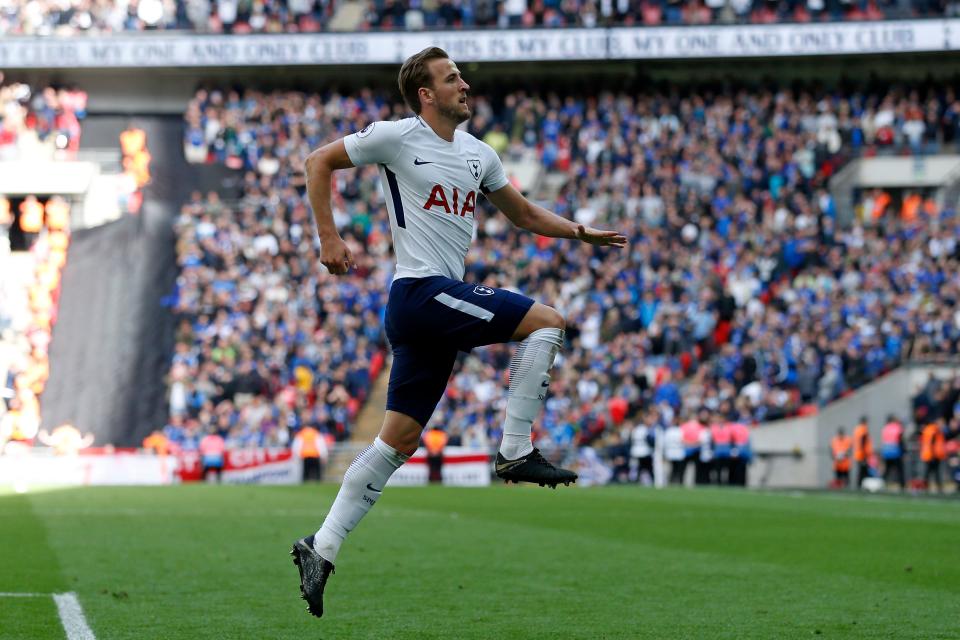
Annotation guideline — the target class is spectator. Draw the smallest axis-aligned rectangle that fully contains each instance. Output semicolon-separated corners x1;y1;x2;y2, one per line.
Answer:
0;82;85;160
0;0;947;35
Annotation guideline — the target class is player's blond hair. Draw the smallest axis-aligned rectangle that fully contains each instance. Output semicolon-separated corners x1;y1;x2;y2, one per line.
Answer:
398;47;450;115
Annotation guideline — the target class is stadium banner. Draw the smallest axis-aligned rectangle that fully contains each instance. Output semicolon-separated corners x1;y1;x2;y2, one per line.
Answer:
0;20;953;68
388;447;491;487
609;19;946;58
176;448;301;484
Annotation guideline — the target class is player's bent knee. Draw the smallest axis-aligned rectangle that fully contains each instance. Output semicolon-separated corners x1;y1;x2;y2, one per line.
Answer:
542;306;565;331
513;303;565;341
379;410;424;455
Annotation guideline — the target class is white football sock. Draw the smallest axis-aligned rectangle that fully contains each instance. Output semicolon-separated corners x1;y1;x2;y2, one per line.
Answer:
499;327;564;460
313;436;408;563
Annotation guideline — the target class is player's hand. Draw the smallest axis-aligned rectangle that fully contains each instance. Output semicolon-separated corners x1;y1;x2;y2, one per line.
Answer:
576;225;627;248
319;235;356;275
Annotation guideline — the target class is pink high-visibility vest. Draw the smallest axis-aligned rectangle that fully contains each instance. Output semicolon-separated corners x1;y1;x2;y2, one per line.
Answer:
730;422;750;446
881;422;903;445
680;420;703;446
199;434;225;456
711;423;732;446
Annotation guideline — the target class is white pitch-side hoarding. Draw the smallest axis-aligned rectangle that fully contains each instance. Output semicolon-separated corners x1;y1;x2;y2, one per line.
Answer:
0;447;491;487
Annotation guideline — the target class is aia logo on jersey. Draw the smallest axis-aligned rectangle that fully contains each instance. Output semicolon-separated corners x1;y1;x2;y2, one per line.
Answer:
473;285;495;296
357;122;375;138
466;158;482;181
424;185;476;218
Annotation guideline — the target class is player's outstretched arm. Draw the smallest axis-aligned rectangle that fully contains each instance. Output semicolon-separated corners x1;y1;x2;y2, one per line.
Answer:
305;139;357;275
485;183;627;248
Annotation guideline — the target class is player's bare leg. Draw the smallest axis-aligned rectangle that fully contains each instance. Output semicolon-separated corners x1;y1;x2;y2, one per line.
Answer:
377;410;425;456
509;301;565;342
292;410;421;617
496;302;578;488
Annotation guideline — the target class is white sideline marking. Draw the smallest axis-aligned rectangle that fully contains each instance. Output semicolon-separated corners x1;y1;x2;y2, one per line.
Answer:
0;591;97;638
53;592;97;640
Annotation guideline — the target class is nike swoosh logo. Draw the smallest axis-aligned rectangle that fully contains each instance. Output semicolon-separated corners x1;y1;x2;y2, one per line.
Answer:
541;380;550;387
366;482;383;493
496;459;525;473
413;158;434;165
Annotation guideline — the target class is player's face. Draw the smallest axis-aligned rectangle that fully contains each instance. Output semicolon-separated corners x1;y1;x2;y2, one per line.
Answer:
425;58;471;124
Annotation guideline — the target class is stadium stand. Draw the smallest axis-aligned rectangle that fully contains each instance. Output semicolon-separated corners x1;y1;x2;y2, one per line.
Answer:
40;117;184;446
0;249;39;448
0;77;86;161
169;81;960;463
0;79;87;452
167;187;387;449
0;0;953;35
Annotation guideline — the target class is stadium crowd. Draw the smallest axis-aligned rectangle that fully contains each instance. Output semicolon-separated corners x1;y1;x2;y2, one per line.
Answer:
165;185;389;451
0;0;954;35
0;76;86;160
0;199;73;455
0;77;82;458
910;373;960;488
167;81;960;466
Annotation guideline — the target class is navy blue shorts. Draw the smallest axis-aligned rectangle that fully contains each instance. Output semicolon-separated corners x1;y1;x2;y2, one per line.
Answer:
384;276;535;427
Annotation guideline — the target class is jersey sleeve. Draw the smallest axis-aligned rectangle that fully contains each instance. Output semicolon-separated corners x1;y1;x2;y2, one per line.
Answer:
343;120;404;166
479;143;509;194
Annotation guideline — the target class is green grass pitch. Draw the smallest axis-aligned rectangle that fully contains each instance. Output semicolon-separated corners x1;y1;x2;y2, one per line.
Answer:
1;484;958;639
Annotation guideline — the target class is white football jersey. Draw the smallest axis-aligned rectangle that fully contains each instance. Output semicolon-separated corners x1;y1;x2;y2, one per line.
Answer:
343;117;508;281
